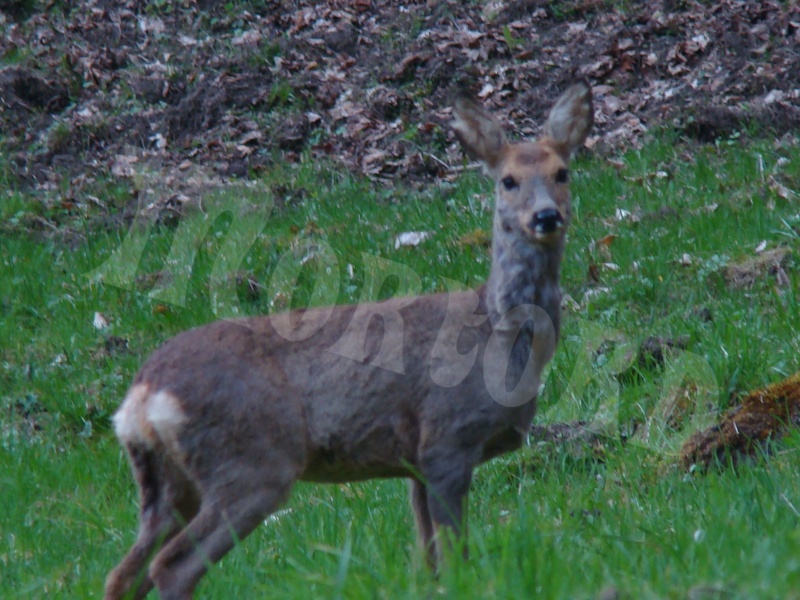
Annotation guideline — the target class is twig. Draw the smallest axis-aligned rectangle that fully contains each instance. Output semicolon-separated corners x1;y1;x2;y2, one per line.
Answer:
424;152;450;170
756;153;764;184
397;138;453;171
447;162;482;174
781;493;800;519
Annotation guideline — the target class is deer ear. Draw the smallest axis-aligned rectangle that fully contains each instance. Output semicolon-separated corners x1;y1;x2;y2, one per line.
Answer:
544;81;593;158
452;96;508;172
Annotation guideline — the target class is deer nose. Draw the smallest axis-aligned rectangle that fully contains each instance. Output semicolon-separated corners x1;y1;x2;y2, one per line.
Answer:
531;208;563;235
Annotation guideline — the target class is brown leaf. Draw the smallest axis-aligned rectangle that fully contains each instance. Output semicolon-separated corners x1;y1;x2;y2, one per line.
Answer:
587;263;600;284
769;177;795;201
458;229;491;248
111;154;138;177
598;233;617;247
239;131;263;145
382;53;429;82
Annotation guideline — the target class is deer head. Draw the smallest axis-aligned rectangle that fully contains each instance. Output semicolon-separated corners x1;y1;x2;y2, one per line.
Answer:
452;82;593;250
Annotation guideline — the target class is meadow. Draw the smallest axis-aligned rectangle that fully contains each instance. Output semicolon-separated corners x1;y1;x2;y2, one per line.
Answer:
2;126;800;598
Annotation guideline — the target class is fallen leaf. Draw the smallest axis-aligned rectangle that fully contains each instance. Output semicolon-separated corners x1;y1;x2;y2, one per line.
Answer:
598;233;617;247
232;30;262;46
607;158;626;171
458;229;491;248
769;178;795;201
583;287;611;303
239;131;263;145
561;294;581;311
111;155;138;177
567;22;588;36
587;263;600;283
614;208;640;223
137;16;165;35
394;231;433;249
93;312;109;330
177;34;198;46
477;82;495;99
149;133;167;150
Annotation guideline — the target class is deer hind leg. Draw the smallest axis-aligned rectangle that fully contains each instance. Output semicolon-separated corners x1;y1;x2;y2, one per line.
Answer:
105;444;200;600
148;458;298;600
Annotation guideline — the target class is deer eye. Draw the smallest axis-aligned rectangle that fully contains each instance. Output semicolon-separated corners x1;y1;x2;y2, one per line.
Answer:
501;176;518;190
555;168;569;184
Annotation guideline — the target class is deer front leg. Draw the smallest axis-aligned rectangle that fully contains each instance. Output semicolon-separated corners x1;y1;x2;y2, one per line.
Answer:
410;478;436;568
419;449;475;567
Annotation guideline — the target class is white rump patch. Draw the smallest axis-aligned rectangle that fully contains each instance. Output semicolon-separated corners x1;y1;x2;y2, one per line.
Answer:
113;385;186;448
113;384;152;445
146;390;187;442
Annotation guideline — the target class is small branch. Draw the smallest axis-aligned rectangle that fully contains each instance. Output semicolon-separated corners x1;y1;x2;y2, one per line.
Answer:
447;162;481;174
781;493;800;519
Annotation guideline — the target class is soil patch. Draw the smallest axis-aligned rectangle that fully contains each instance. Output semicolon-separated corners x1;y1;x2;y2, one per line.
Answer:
1;0;799;201
725;247;791;289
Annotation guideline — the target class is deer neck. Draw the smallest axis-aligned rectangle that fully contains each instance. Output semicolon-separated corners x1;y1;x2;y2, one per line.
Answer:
485;221;563;340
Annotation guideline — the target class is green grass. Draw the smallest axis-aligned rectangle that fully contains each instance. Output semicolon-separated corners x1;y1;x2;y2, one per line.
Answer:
1;132;799;598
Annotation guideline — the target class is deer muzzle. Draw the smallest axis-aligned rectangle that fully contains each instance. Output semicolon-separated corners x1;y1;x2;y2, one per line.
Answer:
530;208;563;237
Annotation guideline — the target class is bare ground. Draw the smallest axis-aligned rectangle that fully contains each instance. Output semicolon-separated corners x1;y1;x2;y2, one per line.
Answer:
1;0;799;199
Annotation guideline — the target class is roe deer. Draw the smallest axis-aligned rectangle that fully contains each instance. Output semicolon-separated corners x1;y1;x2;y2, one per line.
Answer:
104;81;593;600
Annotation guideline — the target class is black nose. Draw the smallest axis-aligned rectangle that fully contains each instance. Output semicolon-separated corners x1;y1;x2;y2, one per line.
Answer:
531;208;563;234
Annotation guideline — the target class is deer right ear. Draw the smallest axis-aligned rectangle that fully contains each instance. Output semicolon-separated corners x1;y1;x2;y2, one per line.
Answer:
452;96;508;172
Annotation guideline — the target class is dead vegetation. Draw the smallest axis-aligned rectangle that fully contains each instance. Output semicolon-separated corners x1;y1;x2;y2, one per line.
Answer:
681;371;800;470
1;0;799;193
724;247;791;289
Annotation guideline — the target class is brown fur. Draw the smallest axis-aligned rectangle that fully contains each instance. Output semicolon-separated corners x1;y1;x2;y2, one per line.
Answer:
104;81;593;600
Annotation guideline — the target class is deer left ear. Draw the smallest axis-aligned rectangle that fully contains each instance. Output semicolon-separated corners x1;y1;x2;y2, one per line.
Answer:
544;81;593;159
